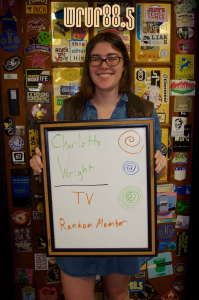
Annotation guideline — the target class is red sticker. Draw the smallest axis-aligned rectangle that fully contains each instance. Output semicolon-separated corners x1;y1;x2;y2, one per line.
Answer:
12;211;31;226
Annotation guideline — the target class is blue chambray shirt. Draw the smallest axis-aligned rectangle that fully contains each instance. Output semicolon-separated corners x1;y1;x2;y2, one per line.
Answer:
56;93;161;277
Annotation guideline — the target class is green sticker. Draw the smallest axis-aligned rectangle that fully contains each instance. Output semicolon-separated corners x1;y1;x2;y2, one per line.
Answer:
38;31;51;46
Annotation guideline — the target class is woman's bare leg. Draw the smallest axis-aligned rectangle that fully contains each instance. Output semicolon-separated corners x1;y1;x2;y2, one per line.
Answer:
103;273;130;300
60;270;96;300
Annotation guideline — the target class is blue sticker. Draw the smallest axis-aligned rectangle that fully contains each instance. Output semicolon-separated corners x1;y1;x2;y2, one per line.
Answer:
129;280;145;293
9;136;24;150
0;30;21;52
136;5;142;41
177;185;191;195
174;263;187;275
157;224;175;242
159;241;176;251
11;176;31;197
0;9;17;32
25;44;51;54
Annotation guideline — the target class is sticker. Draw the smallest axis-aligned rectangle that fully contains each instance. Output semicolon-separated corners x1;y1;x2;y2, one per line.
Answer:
157;113;166;123
31;104;47;119
27;17;47;32
174;166;186;181
172;152;188;164
52;45;69;62
33;211;44;220
177;39;193;54
11;151;25;166
3;55;21;72
134;271;146;279
28;0;47;4
157;219;177;224
25;68;43;88
28;51;49;69
129;280;145;293
142;86;162;110
39;74;52;84
178;111;188;117
176;27;194;39
38;287;58;300
174;96;192;112
157;192;177;219
45;264;61;284
26;5;47;14
157;224;175;242
14;228;32;252
0;30;21;52
134;280;158;300
30;35;38;44
170;80;195;96
11;174;31;198
35;253;48;270
177;185;191;195
176;232;189;257
161;143;168;157
1;0;18;10
159;241;176;251
15;268;33;284
4;117;15;136
157;184;177;193
172;277;186;292
38;31;51;46
36;234;46;250
160;49;169;58
0;9;17;32
171;117;186;137
161;289;179;300
176;13;194;27
15;126;25;136
21;286;36;300
4;73;18;79
174;2;193;14
147;252;173;279
174;263;187;275
144;6;168;22
173;125;191;152
29;126;38;158
175;54;194;80
9;136;24;150
12;210;30;225
36;201;44;214
25;44;51;54
176;215;189;229
26;91;51;104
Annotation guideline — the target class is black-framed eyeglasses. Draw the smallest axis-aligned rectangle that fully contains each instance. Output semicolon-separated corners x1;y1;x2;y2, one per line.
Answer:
88;56;123;67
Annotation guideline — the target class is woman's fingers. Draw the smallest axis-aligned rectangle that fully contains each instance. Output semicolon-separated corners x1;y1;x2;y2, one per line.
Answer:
30;148;43;174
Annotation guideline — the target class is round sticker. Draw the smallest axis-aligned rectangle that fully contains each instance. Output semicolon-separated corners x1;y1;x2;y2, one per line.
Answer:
157;224;175;242
174;263;187;275
4;117;15;136
176;27;194;39
177;39;193;54
38;31;51;46
3;55;21;72
31;104;47;119
0;30;21;52
9;136;24;150
12;211;31;226
61;68;79;81
160;49;169;58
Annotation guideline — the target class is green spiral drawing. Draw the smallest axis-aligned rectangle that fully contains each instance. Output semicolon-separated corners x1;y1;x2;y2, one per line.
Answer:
118;186;143;210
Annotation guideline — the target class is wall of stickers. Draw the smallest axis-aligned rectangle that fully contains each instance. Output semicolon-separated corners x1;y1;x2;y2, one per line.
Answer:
0;0;197;299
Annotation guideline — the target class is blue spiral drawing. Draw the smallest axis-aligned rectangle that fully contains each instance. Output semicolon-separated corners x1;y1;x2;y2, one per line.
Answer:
122;161;139;175
118;186;143;210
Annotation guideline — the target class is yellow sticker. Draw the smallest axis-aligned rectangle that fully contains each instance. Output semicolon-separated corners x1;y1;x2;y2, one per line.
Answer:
29;129;38;157
175;54;194;80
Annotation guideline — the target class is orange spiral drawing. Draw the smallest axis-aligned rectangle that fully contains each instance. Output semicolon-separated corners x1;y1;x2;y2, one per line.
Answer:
118;130;144;154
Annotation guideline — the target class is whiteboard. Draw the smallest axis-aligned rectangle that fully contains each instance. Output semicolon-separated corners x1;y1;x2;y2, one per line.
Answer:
40;119;156;256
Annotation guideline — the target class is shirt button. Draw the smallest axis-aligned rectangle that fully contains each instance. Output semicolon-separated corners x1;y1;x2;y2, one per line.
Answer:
93;257;95;260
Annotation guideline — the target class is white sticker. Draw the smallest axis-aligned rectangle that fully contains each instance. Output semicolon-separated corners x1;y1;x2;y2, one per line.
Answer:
174;166;186;181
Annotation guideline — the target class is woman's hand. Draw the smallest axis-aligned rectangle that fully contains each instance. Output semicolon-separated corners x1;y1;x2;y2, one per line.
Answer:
154;150;167;180
30;147;43;175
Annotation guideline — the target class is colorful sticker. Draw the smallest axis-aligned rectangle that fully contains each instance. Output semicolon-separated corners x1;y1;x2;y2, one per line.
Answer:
174;263;187;275
175;54;194;80
159;241;176;251
161;289;179;300
177;39;193;54
31;104;47;119
12;210;30;225
170;80;195;96
157;224;175;242
129;280;145;293
15;268;33;284
157;192;177;219
0;30;21;52
14;228;32;252
25;69;43;88
25;44;51;54
172;152;188;163
172;277;186;292
147;252;173;279
9;136;24;150
26;5;47;14
4;117;15;136
21;286;36;300
3;55;21;72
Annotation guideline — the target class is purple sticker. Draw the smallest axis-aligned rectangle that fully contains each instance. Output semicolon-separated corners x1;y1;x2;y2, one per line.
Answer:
157;224;175;242
1;0;18;10
177;39;193;54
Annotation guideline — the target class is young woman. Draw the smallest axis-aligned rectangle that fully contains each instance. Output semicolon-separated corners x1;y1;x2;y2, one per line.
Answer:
30;32;167;300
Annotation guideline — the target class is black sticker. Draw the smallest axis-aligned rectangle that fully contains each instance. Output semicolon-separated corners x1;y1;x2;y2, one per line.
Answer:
25;68;43;88
173;125;191;152
3;55;21;72
178;112;188;118
36;233;46;249
4;117;15;136
11;151;26;165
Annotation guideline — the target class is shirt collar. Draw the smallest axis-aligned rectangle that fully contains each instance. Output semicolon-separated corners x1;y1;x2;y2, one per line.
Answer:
87;93;128;106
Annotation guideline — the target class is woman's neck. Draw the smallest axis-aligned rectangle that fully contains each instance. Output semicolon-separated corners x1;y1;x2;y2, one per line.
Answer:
91;89;122;107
